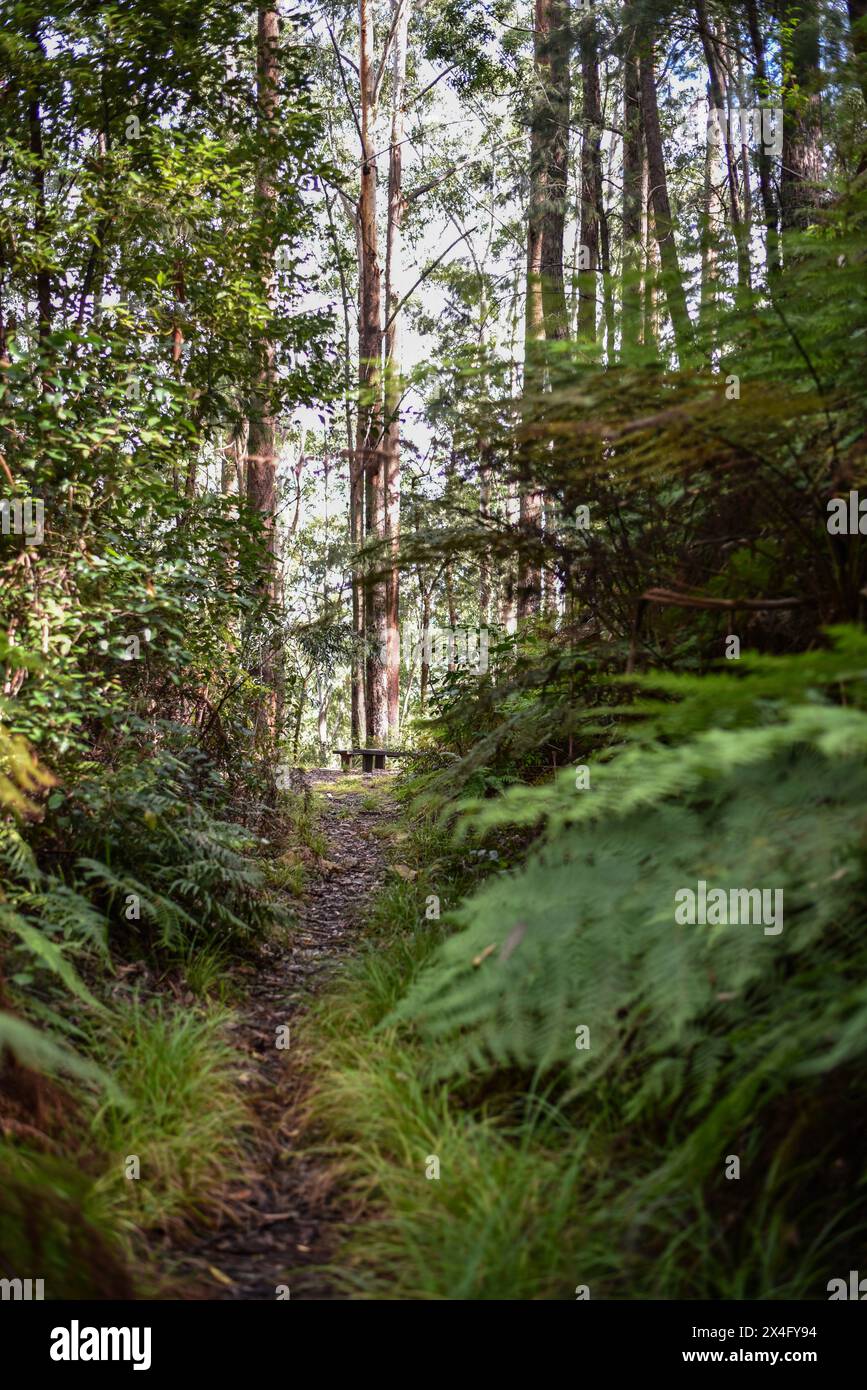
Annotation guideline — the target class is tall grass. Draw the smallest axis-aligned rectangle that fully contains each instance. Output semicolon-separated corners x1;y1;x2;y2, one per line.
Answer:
86;998;251;1237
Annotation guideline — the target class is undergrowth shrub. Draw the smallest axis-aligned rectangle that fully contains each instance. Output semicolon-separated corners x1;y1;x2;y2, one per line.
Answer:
0;1145;136;1299
86;997;251;1236
396;632;867;1093
305;631;867;1298
0;735;283;1287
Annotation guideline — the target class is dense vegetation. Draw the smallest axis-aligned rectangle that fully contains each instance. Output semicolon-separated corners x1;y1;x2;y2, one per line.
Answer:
1;0;866;1300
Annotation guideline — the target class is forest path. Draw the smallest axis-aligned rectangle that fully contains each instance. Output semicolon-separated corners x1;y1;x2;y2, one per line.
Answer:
176;768;396;1300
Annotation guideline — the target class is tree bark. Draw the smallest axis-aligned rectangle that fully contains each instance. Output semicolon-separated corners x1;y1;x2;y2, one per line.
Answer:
780;0;824;235
744;0;780;273
519;0;571;619
639;48;694;362
578;13;602;344
621;48;643;355
419;581;431;713
694;0;750;295
478;438;492;624
247;6;279;574
357;0;388;745
28;26;51;351
699;81;724;338
383;0;412;740
848;0;867;107
642;152;658;352
519;0;547;621
538;0;571;341
246;5;282;745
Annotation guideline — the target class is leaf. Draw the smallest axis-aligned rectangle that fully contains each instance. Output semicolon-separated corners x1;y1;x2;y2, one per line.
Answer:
389;864;417;881
0;907;103;1011
0;1010;112;1089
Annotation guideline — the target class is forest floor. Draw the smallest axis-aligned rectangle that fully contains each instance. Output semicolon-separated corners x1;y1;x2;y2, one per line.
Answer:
170;769;396;1300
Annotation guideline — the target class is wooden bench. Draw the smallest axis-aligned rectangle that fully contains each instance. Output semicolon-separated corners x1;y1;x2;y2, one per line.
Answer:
334;747;413;773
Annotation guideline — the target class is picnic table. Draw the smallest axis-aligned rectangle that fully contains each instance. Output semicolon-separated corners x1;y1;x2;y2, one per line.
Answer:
333;747;413;773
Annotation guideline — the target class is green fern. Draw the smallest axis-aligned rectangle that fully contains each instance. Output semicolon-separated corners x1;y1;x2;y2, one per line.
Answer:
390;634;867;1191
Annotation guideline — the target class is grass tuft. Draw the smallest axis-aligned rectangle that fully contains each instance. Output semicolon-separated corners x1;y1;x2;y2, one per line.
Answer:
86;997;251;1237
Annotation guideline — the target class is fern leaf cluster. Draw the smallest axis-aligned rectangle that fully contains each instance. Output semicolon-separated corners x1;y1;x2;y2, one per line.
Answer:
392;632;867;1182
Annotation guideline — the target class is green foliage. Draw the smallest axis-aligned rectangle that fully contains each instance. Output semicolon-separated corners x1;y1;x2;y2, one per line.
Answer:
309;677;867;1297
1;0;865;1305
394;635;867;1102
0;749;282;1129
0;0;314;1171
303;932;602;1300
67;754;285;952
0;1145;135;1299
87;997;251;1235
378;633;867;1295
0;725;56;815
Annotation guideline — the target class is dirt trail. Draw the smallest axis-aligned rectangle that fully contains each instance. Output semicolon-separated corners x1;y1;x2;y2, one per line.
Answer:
176;769;394;1300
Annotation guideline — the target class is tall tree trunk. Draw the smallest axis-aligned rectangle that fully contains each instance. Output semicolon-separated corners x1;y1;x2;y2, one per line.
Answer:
525;0;548;373
519;1;548;620
350;434;366;745
642;152;658;352
736;44;753;233
578;14;601;344
502;480;519;634
222;419;247;496
170;256;187;493
848;0;867;107
538;0;571;341
639;48;694;362
599;200;615;358
641;107;654;350
383;0;411;740
780;0;824;235
349;183;367;746
744;0;780;273
350;440;366;744
445;559;457;670
28;22;52;403
478;440;492;624
247;5;281;741
621;48;643;355
418;581;431;713
28;27;51;350
292;677;307;760
357;0;388;745
569;176;582;335
247;7;279;567
744;0;778;275
695;0;750;296
519;0;570;618
317;678;331;763
699;81;724;339
323;189;365;744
